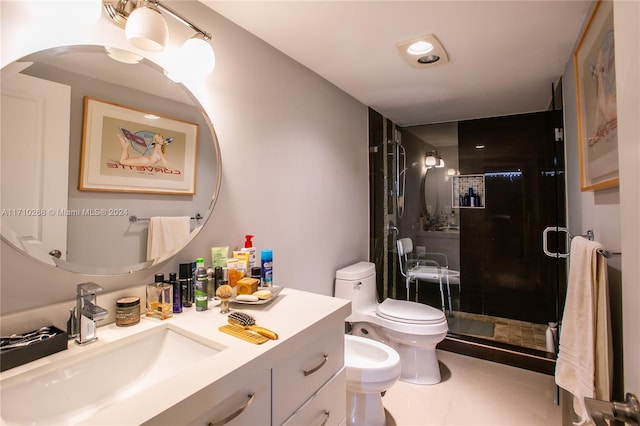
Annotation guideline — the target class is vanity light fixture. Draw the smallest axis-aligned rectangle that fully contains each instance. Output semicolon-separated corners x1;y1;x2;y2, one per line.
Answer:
425;150;443;167
397;34;449;69
103;0;215;74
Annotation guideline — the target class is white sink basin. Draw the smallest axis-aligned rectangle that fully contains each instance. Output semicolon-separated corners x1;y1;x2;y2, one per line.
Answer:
0;326;223;425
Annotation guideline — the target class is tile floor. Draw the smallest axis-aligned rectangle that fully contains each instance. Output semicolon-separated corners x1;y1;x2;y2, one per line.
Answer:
383;350;561;425
451;311;551;352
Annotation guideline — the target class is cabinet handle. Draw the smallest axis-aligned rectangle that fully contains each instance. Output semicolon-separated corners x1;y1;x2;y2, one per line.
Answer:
208;392;255;426
303;354;328;376
319;410;331;426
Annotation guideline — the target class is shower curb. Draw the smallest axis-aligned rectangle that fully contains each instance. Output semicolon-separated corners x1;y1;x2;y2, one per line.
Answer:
438;333;556;376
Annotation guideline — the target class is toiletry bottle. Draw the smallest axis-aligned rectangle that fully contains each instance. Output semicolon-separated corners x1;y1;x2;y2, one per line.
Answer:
214;266;223;291
261;249;273;287
220;267;229;287
191;261;197;304
179;263;193;308
207;267;215;300
170;272;182;313
241;235;257;268
250;266;262;286
195;258;208;311
146;273;173;320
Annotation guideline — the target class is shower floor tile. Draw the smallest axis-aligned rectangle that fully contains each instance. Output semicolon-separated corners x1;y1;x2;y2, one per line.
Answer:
449;311;551;352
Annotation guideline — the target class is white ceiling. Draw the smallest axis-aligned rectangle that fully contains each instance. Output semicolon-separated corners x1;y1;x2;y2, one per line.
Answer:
201;0;593;127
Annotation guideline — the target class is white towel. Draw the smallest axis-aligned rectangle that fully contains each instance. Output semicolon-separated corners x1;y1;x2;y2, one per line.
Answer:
146;216;191;263
555;236;613;425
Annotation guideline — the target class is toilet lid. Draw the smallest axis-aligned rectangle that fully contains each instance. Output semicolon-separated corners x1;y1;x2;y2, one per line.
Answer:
376;299;445;324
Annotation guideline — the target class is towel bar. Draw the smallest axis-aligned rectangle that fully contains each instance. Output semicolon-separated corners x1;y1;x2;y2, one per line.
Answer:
129;213;202;222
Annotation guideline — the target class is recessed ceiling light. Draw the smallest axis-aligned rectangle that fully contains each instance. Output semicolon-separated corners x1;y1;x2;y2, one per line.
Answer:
407;41;433;55
417;55;440;64
396;34;449;69
475;144;485;149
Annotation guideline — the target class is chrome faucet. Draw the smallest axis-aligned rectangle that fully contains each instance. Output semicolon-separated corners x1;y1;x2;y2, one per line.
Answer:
74;282;108;345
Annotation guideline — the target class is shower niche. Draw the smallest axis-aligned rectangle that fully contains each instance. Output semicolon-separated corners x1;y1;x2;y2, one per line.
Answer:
452;175;485;209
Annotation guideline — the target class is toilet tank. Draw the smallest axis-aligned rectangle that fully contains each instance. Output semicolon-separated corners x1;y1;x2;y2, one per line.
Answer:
334;262;377;315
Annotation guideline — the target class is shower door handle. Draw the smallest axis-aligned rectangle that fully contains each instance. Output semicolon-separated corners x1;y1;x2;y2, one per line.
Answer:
542;226;570;258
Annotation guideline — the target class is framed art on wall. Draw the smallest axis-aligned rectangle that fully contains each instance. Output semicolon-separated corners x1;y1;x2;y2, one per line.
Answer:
574;0;619;191
79;97;198;195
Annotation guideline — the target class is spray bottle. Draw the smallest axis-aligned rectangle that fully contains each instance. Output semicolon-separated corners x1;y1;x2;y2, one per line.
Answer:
195;258;208;311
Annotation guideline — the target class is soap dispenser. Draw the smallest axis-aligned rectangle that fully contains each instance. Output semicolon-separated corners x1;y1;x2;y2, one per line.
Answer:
241;234;257;268
146;273;173;320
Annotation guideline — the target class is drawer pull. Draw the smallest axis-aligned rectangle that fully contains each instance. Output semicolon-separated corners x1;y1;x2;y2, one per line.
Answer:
319;410;331;426
208;392;255;426
303;354;328;376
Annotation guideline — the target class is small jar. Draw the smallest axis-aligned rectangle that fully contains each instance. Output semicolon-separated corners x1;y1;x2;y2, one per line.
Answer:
115;296;141;327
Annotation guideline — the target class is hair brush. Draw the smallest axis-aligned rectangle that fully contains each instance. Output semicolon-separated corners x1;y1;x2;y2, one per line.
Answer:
228;312;278;340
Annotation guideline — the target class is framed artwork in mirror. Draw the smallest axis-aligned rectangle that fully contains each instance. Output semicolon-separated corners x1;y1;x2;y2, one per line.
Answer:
574;0;619;191
79;97;198;195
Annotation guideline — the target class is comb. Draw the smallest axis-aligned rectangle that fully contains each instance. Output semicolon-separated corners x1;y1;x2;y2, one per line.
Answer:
218;324;268;344
228;312;279;340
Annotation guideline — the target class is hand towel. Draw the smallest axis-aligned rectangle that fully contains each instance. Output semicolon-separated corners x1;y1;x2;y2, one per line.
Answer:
555;236;613;425
146;216;191;263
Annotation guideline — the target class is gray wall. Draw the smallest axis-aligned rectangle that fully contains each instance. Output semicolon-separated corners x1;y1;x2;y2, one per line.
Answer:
0;1;369;314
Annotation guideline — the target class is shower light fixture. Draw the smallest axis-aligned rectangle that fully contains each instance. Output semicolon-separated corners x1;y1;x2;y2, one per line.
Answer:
397;34;449;69
103;0;215;75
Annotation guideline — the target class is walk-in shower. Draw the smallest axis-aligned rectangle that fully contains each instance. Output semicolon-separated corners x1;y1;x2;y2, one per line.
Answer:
369;103;567;372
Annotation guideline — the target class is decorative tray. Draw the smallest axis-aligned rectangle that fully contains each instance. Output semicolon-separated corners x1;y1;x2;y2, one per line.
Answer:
225;286;284;305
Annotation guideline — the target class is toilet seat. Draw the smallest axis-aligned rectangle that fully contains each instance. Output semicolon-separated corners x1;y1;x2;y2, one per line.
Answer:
376;299;445;324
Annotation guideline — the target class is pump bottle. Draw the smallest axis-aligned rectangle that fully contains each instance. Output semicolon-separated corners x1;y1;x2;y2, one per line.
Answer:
241;234;257;268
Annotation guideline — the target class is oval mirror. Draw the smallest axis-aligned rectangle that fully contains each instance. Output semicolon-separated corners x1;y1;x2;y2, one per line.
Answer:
0;45;221;274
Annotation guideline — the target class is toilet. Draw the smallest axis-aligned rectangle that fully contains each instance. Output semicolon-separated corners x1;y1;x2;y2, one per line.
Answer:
344;334;401;426
335;261;448;385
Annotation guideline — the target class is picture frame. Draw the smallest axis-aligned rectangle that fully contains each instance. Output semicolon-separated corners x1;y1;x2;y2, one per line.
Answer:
574;0;619;191
79;97;198;195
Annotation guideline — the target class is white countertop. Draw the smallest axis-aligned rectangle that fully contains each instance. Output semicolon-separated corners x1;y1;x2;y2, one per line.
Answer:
0;288;351;425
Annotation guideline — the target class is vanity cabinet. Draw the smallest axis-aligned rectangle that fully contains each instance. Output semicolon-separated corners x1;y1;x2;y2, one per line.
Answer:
272;327;345;425
144;368;271;426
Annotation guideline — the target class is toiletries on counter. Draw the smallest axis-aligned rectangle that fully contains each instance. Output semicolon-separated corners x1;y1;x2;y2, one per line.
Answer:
211;246;229;269
179;263;193;308
207;267;215;300
146;273;173;320
250;266;262;286
116;297;140;326
195;258;208;311
261;249;273;287
241;235;257;268
170;273;182;313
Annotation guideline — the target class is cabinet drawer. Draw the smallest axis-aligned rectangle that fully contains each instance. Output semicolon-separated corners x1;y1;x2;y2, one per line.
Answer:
146;369;271;426
282;367;346;426
272;329;344;425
